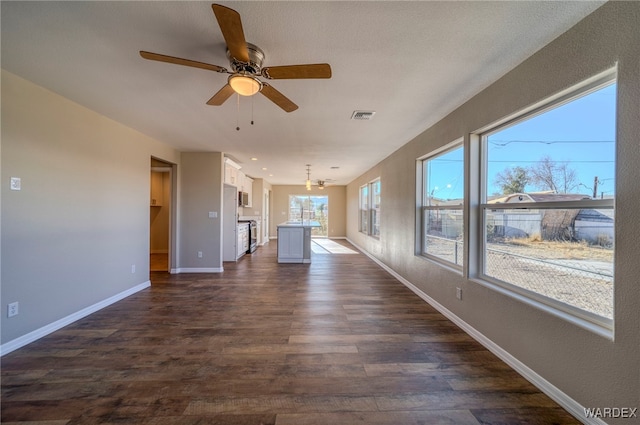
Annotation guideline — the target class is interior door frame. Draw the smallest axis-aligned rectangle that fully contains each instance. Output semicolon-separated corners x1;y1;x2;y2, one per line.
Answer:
150;157;177;274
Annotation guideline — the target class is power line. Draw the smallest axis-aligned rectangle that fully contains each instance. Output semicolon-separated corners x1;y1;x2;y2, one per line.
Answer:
489;140;614;146
431;159;614;164
488;160;613;164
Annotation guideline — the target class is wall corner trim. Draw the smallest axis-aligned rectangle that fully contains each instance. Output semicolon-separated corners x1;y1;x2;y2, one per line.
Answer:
0;281;151;357
346;238;607;425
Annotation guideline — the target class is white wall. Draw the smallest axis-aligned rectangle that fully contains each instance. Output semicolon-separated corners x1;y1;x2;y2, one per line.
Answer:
347;2;639;422
1;70;180;346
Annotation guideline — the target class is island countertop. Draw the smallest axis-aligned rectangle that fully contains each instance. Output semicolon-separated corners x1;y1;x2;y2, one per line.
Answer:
277;221;322;228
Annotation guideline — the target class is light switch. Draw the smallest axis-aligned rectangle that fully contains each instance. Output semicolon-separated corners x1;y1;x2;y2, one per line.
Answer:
10;177;21;191
208;211;217;218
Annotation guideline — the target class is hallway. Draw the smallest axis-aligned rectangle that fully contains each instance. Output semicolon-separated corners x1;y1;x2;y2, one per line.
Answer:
1;241;578;424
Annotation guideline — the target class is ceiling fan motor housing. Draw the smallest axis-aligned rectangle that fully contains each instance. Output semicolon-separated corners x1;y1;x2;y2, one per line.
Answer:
227;42;265;75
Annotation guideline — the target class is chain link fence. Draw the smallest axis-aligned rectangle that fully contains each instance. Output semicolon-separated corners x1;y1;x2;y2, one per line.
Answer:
424;235;613;319
424;235;463;266
485;246;613;319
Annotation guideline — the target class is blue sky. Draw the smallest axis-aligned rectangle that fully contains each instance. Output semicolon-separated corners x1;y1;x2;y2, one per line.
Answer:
427;82;616;200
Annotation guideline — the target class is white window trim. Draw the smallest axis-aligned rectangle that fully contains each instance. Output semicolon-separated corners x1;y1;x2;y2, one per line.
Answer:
417;140;464;271
414;69;616;336
360;178;381;239
474;69;617;335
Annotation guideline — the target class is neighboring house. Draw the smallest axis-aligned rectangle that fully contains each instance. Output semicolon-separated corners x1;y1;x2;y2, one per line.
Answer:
486;192;614;244
574;208;615;245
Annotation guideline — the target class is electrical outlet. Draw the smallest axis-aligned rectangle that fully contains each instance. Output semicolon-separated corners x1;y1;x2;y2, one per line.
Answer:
456;287;463;300
197;251;203;258
131;264;136;274
8;302;19;317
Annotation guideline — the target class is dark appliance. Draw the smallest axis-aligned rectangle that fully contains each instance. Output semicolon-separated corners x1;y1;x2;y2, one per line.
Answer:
238;191;250;207
240;220;258;253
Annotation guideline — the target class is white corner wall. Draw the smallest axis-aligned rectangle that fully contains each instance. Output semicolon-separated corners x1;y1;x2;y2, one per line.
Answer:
1;70;180;349
347;2;639;423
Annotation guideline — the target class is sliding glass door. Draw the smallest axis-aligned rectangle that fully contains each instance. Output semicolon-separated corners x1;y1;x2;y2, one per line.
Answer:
288;195;328;237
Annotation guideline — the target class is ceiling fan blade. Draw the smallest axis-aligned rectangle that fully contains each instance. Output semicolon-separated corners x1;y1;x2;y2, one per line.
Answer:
139;51;227;73
212;4;249;63
262;64;332;80
207;84;235;106
260;84;298;113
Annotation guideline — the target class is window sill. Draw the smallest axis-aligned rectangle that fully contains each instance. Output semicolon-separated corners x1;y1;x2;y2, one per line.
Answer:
470;276;614;340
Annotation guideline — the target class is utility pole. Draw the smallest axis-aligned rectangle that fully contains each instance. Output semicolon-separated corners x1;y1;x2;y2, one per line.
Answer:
593;176;599;199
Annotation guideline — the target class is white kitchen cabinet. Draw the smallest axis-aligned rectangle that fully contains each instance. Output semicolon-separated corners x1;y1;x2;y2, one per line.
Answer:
237;223;249;259
277;223;316;263
237;170;245;192
224;164;237;185
277;225;314;263
224;158;241;186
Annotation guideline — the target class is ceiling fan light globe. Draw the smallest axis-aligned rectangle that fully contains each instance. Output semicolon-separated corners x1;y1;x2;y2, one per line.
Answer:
229;74;262;96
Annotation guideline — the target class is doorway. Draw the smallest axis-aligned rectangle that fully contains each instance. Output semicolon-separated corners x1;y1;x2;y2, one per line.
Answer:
150;158;174;273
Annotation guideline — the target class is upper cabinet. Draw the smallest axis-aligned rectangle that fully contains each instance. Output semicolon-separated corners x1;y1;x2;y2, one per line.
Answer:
224;157;253;208
224;158;240;186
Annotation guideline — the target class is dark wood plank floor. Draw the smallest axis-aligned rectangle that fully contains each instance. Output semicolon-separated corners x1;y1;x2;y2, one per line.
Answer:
1;240;579;424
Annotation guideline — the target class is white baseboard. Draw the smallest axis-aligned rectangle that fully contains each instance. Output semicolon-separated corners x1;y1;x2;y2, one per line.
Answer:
345;238;603;425
172;267;223;273
0;281;151;357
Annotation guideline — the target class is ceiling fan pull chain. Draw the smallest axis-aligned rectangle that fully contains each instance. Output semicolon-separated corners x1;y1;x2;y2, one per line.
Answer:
236;93;240;131
251;95;255;125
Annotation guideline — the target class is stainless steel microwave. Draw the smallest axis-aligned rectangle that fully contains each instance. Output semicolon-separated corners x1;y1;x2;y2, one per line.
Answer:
239;191;249;207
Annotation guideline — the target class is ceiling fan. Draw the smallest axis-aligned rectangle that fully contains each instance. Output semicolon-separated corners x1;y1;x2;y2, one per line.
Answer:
139;3;332;112
316;179;334;189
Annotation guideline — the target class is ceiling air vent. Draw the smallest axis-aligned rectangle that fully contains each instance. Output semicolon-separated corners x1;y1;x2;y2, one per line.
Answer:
351;110;376;120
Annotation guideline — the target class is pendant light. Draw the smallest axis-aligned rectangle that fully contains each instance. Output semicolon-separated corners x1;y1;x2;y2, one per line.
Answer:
306;164;312;191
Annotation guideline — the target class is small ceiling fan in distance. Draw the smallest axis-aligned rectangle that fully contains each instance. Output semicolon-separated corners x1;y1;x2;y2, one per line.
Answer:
140;3;332;112
316;179;334;189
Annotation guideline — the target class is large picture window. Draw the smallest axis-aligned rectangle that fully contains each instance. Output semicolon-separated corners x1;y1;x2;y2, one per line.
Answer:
481;75;616;327
359;179;381;238
420;143;464;267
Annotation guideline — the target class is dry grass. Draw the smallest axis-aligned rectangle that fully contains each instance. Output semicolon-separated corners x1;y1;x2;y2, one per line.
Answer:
501;236;613;261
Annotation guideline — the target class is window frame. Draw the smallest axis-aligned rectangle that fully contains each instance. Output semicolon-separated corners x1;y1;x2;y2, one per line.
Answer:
477;71;616;332
359;178;381;238
418;140;465;270
413;69;617;336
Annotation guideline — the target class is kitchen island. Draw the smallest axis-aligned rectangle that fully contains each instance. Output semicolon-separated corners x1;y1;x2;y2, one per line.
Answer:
277;221;321;263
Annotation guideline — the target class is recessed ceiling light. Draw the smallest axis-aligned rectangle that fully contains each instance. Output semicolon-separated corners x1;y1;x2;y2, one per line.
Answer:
251;157;258;161
262;167;267;171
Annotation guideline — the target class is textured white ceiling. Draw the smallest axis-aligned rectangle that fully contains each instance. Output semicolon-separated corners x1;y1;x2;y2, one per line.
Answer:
1;1;605;185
